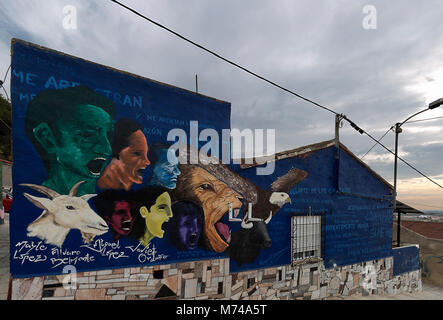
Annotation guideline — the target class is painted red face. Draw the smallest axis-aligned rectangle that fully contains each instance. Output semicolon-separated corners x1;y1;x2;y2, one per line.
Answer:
118;130;150;185
107;201;134;237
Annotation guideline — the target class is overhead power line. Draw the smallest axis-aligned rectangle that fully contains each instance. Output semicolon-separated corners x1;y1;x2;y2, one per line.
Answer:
110;0;443;192
2;64;10;84
0;64;11;101
341;115;443;190
110;0;339;116
0;86;9;101
360;126;393;160
361;115;443;160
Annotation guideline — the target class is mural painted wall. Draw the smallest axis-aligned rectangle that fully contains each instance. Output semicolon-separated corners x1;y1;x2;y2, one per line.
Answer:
10;39;236;277
10;39;393;279
230;145;393;273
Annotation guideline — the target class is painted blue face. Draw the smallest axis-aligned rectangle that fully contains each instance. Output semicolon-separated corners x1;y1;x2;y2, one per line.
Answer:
178;214;201;250
151;149;181;189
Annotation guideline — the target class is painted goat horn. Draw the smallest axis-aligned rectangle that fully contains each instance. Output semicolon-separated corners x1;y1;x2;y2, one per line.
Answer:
19;183;60;199
69;180;86;196
265;211;273;224
241;217;253;229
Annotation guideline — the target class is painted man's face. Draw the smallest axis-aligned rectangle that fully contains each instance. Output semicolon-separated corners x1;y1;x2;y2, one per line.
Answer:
177;214;201;250
151;149;181;189
118;130;150;185
54;104;113;179
140;192;173;238
106;201;134;237
189;167;243;253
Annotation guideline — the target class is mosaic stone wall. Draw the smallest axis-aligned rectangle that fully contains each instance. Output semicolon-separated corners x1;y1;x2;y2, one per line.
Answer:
11;256;421;300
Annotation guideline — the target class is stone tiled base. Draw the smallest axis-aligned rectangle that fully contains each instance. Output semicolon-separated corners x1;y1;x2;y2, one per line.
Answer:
11;257;422;300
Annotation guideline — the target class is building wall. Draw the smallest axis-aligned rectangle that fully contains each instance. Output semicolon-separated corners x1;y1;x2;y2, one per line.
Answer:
231;146;393;273
10;39;401;302
11;256;421;300
393;223;443;286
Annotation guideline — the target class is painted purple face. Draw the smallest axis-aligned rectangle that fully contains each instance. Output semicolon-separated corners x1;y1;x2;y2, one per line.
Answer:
177;214;201;250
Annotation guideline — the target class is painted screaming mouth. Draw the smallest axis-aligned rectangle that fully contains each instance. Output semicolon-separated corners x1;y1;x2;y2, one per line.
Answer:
215;211;232;244
188;233;198;248
136;167;146;179
121;219;132;231
87;157;107;176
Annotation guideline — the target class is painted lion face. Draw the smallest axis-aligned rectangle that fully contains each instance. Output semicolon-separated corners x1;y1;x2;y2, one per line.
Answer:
188;167;243;253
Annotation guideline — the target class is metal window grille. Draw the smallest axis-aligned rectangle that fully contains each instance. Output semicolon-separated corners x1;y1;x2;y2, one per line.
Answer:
291;210;324;263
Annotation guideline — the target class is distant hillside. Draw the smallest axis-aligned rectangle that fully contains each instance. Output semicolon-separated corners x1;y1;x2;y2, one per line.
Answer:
423;210;443;217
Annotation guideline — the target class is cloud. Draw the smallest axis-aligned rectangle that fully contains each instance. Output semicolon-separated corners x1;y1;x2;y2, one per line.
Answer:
1;0;443;203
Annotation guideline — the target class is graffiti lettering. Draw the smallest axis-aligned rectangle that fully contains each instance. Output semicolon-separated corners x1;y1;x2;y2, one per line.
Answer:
81;239;129;261
12;241;49;265
50;253;95;268
44;76;80;89
51;247;81;257
125;242;168;263
12;70;38;86
143;127;162;136
15;240;47;255
95;88;142;108
19;92;37;104
13;252;47;265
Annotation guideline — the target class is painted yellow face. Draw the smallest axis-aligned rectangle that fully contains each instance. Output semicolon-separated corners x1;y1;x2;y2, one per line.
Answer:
139;192;172;238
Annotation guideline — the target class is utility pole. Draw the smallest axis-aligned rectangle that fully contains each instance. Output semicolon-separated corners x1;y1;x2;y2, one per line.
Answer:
393;97;443;247
393;123;402;247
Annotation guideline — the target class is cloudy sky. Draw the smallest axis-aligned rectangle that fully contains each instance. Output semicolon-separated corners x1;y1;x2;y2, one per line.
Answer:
1;0;443;210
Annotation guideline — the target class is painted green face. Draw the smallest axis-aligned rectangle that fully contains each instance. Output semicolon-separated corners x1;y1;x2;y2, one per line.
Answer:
53;104;113;179
140;192;173;238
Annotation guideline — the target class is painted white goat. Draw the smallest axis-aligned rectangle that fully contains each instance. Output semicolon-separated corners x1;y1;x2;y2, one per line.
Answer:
21;181;108;247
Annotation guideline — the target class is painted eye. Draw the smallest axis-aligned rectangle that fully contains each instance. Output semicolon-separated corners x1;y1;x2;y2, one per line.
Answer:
157;204;167;210
66;205;75;210
199;183;214;191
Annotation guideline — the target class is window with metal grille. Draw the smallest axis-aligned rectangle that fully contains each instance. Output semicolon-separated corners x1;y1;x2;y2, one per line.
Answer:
291;212;323;263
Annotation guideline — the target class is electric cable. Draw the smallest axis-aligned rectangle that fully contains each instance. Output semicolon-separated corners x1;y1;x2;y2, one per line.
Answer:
110;0;443;191
342;116;443;190
2;64;10;84
0;85;9;101
0;64;11;101
110;0;339;116
360;126;393;160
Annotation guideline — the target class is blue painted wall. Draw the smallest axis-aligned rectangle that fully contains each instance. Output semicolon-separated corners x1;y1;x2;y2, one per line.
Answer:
393;245;420;276
10;39;394;278
230;146;393;273
10;39;231;277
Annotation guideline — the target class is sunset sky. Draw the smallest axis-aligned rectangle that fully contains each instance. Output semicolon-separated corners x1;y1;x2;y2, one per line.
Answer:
1;0;443;210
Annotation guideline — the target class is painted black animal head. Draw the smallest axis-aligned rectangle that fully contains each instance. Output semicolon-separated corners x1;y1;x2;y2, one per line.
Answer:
226;220;272;266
